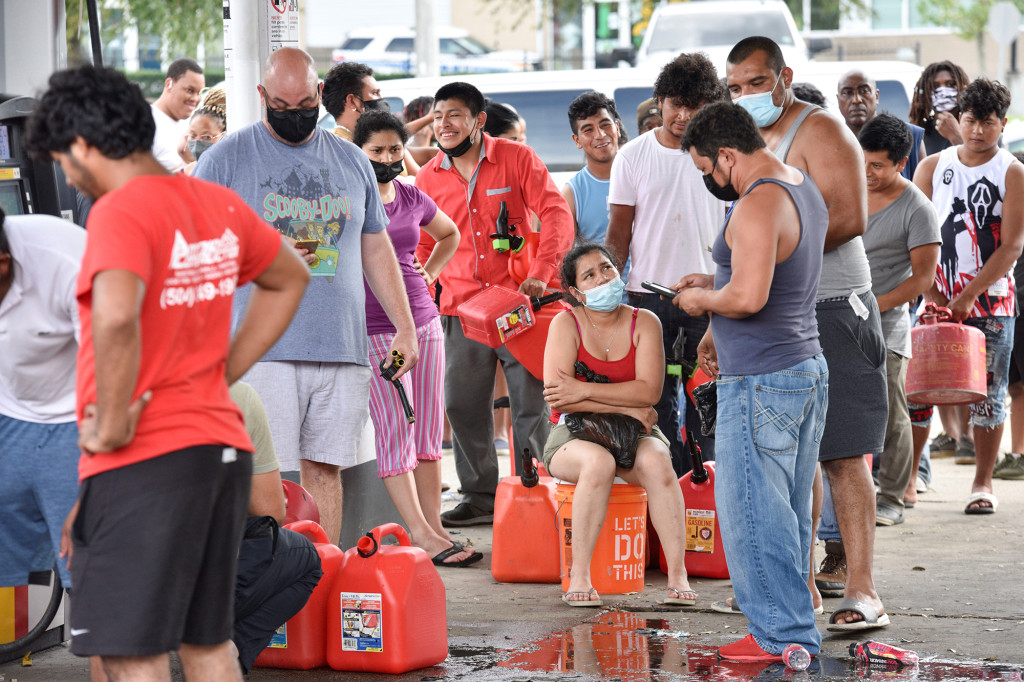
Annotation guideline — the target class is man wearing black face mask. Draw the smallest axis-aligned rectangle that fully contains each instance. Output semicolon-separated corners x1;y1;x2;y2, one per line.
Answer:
195;47;419;547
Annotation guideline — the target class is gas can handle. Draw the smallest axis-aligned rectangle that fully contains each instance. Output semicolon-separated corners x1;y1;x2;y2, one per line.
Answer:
284;519;329;545
920;302;952;324
363;523;412;553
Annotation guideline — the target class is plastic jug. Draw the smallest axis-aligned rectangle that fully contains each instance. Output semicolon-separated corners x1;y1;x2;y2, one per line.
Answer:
492;449;560;583
660;432;729;579
254;520;344;670
326;524;447;673
504;293;566;381
457;285;536;348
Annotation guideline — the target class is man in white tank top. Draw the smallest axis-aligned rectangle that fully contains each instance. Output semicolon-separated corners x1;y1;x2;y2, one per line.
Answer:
913;78;1024;516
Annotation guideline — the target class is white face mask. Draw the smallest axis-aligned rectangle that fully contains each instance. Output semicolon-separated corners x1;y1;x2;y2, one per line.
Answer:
734;72;784;128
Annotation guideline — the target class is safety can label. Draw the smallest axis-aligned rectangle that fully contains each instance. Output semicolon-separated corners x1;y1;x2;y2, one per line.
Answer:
268;623;287;648
686;509;715;553
340;592;383;652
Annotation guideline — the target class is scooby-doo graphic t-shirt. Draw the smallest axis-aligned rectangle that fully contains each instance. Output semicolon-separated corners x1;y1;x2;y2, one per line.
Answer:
195;123;388;364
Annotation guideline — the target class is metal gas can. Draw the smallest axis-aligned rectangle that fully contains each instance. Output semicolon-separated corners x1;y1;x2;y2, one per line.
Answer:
905;303;986;405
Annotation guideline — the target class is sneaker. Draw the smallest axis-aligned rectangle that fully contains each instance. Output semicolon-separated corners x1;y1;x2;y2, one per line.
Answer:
814;539;846;597
440;502;494;527
929;433;957;458
875;502;905;526
718;634;783;662
954;437;976;465
995;454;1024;480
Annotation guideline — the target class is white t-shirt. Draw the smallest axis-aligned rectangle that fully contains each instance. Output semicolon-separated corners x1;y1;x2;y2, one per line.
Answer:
608;130;728;291
0;214;85;423
151;104;186;171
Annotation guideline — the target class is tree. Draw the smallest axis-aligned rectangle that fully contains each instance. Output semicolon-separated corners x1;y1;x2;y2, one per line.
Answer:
917;0;1024;73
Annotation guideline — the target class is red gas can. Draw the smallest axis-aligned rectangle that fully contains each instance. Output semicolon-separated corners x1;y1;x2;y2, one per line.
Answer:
492;449;560;583
254;520;344;670
659;434;729;579
905;303;987;405
326;524;447;674
282;480;320;526
457;286;536;348
505;295;567;381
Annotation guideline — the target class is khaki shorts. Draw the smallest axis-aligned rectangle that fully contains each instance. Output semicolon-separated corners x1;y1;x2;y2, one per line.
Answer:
542;421;671;470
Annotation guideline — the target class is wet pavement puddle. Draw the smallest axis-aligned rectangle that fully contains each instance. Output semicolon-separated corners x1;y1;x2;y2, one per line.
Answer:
486;612;1023;681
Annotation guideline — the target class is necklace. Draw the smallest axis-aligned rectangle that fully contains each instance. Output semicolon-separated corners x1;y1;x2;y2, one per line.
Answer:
583;306;622;354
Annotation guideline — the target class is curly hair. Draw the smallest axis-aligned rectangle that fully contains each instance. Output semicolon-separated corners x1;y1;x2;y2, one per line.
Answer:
858;113;912;164
653;52;727;109
560;240;620;305
191;87;226;132
681;102;766;159
322;61;374;118
908;61;970;130
353;110;409;148
24;66;155;159
567;91;620;135
960;78;1011;122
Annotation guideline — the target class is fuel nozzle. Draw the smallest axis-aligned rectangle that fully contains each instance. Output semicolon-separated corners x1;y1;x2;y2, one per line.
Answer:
667;327;687;378
379;350;415;424
490;200;524;253
687;429;708;484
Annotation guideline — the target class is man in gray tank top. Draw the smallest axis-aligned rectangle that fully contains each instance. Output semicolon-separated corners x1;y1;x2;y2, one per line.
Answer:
672;102;828;661
726;36;890;633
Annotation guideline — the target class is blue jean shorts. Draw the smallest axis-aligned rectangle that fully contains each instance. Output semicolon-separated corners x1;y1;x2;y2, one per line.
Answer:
965;316;1014;429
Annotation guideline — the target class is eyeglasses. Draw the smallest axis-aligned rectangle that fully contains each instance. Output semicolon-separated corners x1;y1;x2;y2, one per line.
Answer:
187;132;224;143
838;85;875;100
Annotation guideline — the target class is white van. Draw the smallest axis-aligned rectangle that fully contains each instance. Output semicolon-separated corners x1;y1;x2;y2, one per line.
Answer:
348;60;922;174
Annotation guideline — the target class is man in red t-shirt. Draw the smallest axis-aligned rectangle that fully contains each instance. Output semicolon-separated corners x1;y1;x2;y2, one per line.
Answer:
25;66;309;682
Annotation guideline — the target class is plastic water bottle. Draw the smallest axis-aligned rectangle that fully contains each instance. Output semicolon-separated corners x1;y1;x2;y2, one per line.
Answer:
850;641;920;668
782;644;811;671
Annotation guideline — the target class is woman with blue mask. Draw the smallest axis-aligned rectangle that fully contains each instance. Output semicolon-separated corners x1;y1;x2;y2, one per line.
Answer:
182;87;226;175
542;241;693;608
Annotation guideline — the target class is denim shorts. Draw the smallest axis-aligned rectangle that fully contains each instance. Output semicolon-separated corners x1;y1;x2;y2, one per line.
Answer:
964;316;1014;429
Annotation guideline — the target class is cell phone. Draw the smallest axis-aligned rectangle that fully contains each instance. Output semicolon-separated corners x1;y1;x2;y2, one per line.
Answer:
294;239;319;253
641;280;678;298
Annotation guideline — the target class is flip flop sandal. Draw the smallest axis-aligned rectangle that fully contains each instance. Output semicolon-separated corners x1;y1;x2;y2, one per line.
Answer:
431;542;483;568
562;588;603;607
826;598;891;631
964;491;998;515
663;587;698;606
711;597;744;614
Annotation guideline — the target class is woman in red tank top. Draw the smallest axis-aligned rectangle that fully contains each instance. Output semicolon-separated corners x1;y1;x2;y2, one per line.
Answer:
543;243;695;608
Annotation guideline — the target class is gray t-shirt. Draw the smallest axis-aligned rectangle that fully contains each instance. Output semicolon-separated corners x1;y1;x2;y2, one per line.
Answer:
862;184;940;357
195;123;387;364
817;237;873;301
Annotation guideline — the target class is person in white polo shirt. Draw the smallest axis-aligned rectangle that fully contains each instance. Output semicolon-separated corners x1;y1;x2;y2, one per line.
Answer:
0;209;85;591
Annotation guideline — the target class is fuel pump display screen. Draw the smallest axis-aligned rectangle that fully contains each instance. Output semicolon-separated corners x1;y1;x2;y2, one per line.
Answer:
0;183;25;215
0;126;9;159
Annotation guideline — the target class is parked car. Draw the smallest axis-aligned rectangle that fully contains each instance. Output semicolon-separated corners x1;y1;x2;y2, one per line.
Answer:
368;60;922;175
331;25;538;76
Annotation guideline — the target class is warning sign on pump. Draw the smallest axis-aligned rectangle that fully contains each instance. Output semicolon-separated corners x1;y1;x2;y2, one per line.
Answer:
340;592;383;652
685;508;715;553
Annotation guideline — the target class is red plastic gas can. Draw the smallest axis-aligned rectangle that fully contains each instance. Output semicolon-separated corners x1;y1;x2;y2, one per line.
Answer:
505;296;567;381
326;524;447;673
492;450;560;583
254;520;344;670
282;480;320;526
659;436;729;579
905;302;987;405
457;286;535;348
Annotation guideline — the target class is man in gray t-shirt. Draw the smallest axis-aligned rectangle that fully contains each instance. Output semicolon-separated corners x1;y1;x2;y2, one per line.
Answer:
859;114;941;525
195;47;418;546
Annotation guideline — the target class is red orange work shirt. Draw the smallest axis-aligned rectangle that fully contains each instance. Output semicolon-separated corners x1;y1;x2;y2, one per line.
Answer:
414;134;573;316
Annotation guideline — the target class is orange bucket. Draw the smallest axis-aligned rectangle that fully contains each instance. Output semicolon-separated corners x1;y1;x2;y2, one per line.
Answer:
555;483;647;594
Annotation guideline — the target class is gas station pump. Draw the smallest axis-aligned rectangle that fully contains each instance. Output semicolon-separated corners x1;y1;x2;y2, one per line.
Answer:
0;94;81;224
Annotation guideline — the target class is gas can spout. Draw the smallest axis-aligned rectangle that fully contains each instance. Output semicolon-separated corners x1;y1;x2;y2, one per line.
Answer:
519;448;539;488
687;430;708;484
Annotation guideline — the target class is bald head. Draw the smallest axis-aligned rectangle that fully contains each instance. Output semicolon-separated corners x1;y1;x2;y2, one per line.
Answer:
837;69;878;136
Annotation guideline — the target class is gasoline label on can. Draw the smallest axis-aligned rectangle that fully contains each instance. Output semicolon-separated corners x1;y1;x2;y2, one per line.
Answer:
268;623;287;648
685;509;715;553
340;592;383;653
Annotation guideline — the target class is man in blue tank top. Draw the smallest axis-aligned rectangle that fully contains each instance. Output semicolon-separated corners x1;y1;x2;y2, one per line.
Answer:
672;102;829;662
562;92;621;243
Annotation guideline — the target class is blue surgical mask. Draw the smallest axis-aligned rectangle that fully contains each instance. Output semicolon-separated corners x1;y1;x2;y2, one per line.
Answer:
581;274;625;312
735;72;784;128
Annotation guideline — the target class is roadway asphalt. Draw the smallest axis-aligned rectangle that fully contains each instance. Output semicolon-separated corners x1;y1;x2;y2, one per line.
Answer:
2;434;1022;681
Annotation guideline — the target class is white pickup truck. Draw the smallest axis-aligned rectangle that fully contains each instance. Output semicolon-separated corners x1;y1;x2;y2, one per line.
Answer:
629;0;831;72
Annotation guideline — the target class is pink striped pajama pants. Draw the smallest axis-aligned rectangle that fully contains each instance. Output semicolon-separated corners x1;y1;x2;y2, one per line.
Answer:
367;316;445;477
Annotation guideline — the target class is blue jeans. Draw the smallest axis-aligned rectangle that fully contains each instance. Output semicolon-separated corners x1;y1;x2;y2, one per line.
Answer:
716;355;828;654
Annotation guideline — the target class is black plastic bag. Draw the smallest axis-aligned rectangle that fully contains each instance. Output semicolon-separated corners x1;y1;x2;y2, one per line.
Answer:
565;412;643;469
691;380;717;437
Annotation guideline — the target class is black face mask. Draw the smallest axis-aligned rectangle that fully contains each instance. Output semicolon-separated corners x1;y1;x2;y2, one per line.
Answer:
702;156;740;202
265;101;319;144
361;98;391;113
438;128;477;159
370;159;404;184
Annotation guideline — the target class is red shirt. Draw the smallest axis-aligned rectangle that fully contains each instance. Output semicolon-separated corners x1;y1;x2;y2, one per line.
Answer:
76;174;282;480
414;135;573;315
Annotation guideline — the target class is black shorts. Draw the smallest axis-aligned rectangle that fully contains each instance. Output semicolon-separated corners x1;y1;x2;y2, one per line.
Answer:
1008;313;1024;385
69;444;252;657
816;293;888;461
